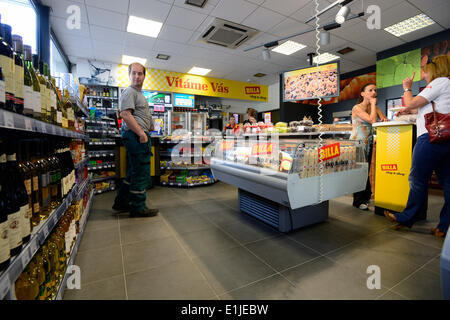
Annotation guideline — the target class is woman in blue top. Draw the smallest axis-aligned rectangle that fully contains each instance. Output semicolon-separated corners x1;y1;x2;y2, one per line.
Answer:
350;83;388;210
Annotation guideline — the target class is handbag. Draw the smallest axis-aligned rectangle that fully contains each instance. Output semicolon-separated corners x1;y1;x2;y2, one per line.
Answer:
424;101;450;143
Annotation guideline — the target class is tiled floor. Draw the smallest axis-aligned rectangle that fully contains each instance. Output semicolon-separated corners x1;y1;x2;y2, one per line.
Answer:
63;182;445;300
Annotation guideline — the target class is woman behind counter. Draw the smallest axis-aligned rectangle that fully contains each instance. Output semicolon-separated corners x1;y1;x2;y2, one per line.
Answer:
385;55;450;238
350;83;388;211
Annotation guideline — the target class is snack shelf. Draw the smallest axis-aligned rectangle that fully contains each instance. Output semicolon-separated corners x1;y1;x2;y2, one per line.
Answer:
160;180;216;187
0;109;87;139
55;189;94;300
88;141;116;146
88;164;115;171
91;175;116;183
86;96;118;100
0;178;91;300
88;151;115;158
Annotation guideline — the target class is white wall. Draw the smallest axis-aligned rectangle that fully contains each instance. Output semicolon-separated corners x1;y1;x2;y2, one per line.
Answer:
220;81;280;114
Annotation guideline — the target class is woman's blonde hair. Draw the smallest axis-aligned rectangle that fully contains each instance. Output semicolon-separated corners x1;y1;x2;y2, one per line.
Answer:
422;55;450;82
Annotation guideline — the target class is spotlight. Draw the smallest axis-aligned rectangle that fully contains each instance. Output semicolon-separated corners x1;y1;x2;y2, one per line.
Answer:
335;6;350;24
262;48;271;61
320;31;330;45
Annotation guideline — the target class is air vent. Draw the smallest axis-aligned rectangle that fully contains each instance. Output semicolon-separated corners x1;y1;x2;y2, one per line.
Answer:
185;0;207;8
337;47;355;55
156;53;170;60
197;18;259;49
254;73;266;77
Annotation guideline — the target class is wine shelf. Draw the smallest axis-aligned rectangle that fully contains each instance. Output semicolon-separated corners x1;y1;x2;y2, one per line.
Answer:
0;110;87;139
0;178;91;300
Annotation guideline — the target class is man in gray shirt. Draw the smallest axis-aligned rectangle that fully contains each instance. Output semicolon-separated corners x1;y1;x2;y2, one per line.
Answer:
112;62;158;217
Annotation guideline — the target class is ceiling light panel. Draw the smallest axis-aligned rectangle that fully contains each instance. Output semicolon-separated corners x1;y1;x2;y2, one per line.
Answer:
384;14;435;37
122;54;147;66
313;52;340;64
187;66;211;76
127;15;163;38
271;40;306;55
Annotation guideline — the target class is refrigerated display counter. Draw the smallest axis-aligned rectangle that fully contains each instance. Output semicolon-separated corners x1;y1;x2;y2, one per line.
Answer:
211;137;368;232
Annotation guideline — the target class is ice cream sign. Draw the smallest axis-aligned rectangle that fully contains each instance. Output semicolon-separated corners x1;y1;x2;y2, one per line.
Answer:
319;143;341;161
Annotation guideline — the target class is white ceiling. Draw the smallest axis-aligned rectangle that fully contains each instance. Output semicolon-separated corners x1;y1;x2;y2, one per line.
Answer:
42;0;449;85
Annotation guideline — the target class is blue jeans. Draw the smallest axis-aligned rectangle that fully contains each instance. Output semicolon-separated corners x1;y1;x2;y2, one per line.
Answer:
394;134;450;232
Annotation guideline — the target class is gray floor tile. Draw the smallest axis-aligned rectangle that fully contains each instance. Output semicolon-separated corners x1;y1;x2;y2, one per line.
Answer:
376;291;409;300
175;227;241;258
193;246;276;295
391;269;443;300
84;210;119;233
126;258;216;299
63;275;126;300
159;203;201;219
384;227;445;250
218;217;281;245
78;225;120;253
120;220;173;245
73;245;124;285
118;213;164;228
185;199;227;214
122;236;188;275
171;188;212;202
246;236;320;272
281;256;388;300
423;256;441;276
219;275;297;300
164;214;216;235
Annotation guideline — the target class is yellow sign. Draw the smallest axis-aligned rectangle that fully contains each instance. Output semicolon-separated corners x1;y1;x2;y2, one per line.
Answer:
117;65;268;102
251;143;274;155
374;124;413;212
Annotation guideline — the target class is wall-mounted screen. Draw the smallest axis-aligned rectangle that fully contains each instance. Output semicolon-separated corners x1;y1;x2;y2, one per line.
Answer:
173;93;195;108
143;91;171;105
282;62;340;102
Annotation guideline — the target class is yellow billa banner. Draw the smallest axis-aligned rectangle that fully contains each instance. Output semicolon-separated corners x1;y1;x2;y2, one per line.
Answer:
374;124;413;212
117;65;268;102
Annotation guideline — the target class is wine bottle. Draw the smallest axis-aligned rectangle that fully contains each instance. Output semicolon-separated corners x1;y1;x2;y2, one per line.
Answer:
12;35;24;114
38;140;51;219
45;63;57;124
48;140;61;209
34;55;48;122
5;142;23;256
14;265;39;300
0;67;5;109
0;23;15;111
41;62;52;124
22;44;35;118
16;142;32;244
53;79;62;127
25;48;41;120
28;141;40;227
0;143;11;271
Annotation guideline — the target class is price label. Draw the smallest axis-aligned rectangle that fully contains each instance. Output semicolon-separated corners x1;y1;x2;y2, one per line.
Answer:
0;274;10;298
43;224;49;238
30;238;38;255
4;112;14;128
52;126;57;135
41;123;47;133
52;213;58;224
21;249;31;269
169;183;173;186
24;118;32;131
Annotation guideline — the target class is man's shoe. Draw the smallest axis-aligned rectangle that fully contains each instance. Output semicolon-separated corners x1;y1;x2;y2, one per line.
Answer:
358;203;369;210
112;202;130;212
130;208;159;218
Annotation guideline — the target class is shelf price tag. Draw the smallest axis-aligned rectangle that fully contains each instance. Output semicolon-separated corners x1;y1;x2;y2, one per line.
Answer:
41;123;47;133
43;224;49;238
30;238;38;255
24;118;32;131
0;274;10;298
4;112;14;128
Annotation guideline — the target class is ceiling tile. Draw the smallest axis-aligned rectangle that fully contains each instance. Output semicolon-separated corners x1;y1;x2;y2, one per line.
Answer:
339;59;365;74
50;16;90;38
408;0;448;12
351;30;406;53
290;0;334;25
165;6;208;30
245;0;264;5
338;43;376;67
329;20;368;43
45;0;89;24
124;32;157;51
268;18;312;38
425;2;450;29
129;0;172;22
262;0;310;17
398;23;445;43
85;0;130;13
173;0;218;15
210;0;258;24
90;25;125;45
59;34;93;51
153;39;189;55
86;6;128;31
158;24;195;44
242;7;286;32
378;1;421;29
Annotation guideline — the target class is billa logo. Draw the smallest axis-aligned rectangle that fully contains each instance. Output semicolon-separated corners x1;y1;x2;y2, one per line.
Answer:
220;140;234;151
319;143;340;161
252;143;273;155
245;86;261;95
381;164;398;171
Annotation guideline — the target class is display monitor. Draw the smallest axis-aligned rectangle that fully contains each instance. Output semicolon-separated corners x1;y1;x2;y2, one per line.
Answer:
282;62;340;102
142;91;171;105
173;93;195;108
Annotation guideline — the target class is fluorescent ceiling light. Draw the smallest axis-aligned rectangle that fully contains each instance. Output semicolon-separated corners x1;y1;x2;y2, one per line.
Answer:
384;14;435;37
187;66;211;76
122;54;147;66
271;40;306;55
313;52;340;64
127;15;163;38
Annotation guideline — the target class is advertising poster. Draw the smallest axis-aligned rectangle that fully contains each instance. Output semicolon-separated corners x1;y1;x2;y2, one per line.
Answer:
376;49;421;89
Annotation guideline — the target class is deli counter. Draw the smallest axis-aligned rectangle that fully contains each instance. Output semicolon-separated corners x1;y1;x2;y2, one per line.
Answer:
211;136;368;232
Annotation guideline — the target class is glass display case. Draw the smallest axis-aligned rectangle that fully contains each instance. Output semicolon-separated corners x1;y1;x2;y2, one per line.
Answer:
167;111;188;135
189;112;207;135
211;137;368;232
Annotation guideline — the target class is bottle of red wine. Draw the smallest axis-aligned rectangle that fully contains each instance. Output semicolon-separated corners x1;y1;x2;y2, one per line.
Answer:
0;143;11;271
16;142;32;244
5;142;23;256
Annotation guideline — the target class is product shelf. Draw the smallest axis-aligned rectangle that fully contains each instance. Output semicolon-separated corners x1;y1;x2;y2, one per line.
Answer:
0;178;91;300
94;186;116;195
86;96;118;100
88;151;115;158
160;180;217;187
88;164;115;171
91;175;116;183
0;110;87;139
54;189;94;300
160;166;210;170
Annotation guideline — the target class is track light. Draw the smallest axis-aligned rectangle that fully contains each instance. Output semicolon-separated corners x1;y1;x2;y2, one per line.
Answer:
320;31;330;45
262;48;271;61
335;6;350;24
